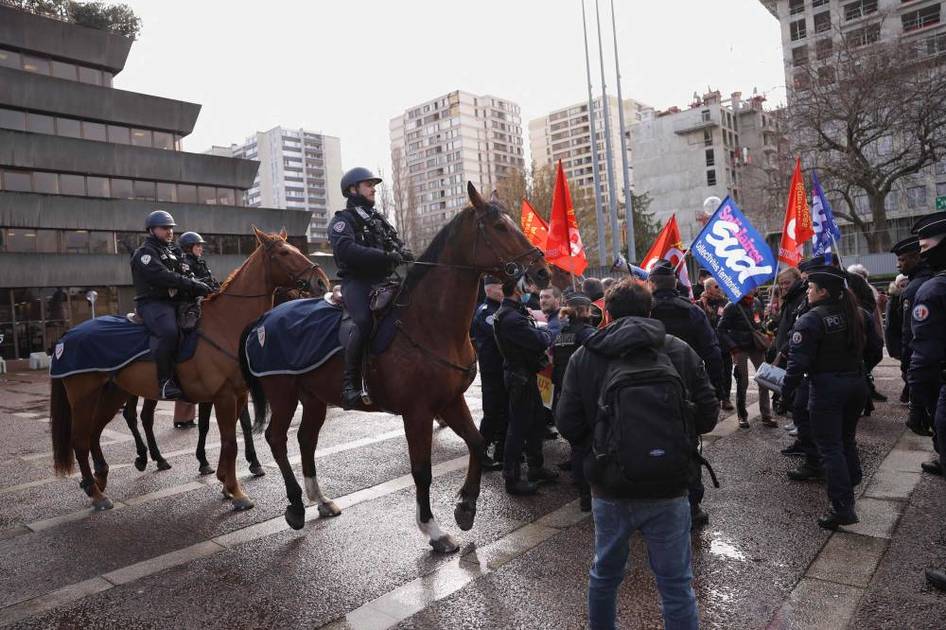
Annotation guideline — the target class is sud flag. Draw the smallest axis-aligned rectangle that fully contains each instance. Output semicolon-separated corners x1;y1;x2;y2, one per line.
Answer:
810;170;841;264
691;196;777;303
546;160;588;276
778;158;814;266
520;199;549;253
640;214;691;294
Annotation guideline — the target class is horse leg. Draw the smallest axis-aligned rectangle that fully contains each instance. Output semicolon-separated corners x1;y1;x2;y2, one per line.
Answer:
215;394;254;511
265;386;306;529
297;393;340;517
141;399;170;470
239;399;265;477
195;402;215;475
90;386;126;494
405;411;458;553
121;396;148;472
71;399;112;511
437;396;484;532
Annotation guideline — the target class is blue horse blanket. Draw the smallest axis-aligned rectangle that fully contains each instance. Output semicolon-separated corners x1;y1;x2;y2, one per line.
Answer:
49;315;199;378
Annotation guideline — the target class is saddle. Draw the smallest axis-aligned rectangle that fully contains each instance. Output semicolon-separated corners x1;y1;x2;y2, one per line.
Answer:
126;300;202;332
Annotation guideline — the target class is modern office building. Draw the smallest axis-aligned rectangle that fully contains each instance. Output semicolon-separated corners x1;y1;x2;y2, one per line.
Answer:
389;90;525;250
0;5;310;360
214;127;344;245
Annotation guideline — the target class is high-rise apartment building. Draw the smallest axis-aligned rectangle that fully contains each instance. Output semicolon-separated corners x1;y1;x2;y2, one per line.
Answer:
389;90;525;250
528;96;649;203
216;127;344;245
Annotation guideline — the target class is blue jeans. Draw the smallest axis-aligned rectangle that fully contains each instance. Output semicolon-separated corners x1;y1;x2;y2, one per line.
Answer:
589;496;698;630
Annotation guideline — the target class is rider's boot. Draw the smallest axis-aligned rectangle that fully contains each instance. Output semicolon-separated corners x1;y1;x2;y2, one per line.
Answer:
155;347;183;401
341;326;367;410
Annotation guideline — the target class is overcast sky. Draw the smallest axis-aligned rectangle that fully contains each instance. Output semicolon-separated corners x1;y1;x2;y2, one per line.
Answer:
114;0;786;180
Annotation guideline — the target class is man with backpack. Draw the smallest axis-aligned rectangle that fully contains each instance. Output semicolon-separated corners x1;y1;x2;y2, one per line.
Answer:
555;278;719;630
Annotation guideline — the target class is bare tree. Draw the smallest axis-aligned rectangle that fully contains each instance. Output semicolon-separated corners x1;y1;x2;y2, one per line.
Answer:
789;16;946;251
390;150;420;251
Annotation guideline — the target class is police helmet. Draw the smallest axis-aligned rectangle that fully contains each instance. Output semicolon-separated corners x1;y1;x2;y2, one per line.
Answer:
145;210;176;229
340;167;383;198
178;232;206;249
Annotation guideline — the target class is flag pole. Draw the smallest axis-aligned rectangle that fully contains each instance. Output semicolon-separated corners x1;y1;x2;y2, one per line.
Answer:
673;201;724;275
580;0;608;267
594;0;621;264
609;0;636;263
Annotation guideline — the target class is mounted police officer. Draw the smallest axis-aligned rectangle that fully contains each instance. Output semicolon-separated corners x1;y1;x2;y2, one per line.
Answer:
470;275;507;471
329;167;414;409
131;210;213;400
179;232;220;291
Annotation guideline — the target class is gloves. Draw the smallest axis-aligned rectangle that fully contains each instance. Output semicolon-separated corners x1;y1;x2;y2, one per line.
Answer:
190;279;213;297
400;248;415;263
387;251;404;266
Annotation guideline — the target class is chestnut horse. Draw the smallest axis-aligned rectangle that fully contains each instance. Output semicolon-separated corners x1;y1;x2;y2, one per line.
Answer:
50;229;329;511
242;183;551;553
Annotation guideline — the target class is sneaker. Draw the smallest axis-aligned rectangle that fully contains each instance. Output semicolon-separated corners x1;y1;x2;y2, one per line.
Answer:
921;460;944;476
780;441;806;457
761;416;778;428
173;420;196;429
738;417;750;429
788;427;799;437
818;510;858;530
720;400;735;412
527;467;560;483
783;422;796;431
787;463;825;481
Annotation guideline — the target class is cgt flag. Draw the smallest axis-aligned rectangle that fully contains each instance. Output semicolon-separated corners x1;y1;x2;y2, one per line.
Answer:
640;214;691;294
778;158;813;267
691;196;777;303
520;199;549;253
546;160;588;276
810;170;841;264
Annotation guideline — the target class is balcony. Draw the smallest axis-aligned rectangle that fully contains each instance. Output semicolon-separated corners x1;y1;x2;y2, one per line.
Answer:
673;114;719;135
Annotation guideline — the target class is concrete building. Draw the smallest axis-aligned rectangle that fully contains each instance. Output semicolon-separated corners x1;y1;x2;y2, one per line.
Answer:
0;5;310;360
213;127;344;245
389;90;525;250
630;90;784;241
528;95;649;203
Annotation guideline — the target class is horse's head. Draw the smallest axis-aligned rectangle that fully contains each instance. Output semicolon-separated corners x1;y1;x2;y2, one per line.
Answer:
252;227;331;295
463;182;551;289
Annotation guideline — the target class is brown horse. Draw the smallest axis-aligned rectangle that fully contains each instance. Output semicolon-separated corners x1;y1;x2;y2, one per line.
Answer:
50;229;329;511
241;183;551;553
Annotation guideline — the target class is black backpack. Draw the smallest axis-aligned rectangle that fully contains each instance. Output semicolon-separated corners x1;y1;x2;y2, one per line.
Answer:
588;344;718;498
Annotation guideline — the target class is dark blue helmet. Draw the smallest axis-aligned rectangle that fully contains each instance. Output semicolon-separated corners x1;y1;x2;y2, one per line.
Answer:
178;231;206;249
340;167;382;198
145;210;176;229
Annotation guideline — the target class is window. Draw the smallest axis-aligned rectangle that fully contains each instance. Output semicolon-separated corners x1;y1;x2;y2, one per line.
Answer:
705;149;715;166
86;176;109;197
903;5;940;31
130;128;152;147
76;66;102;86
816;38;834;59
921;32;946;56
110;178;133;199
844;0;877;21
814;11;831;33
4;228;37;253
152;131;174;150
133;180;156;201
707;170;717;186
88;231;113;254
847;23;880;46
0;49;20;69
198;186;217;204
906;185;927;209
813;0;829;6
0;108;26;131
64;230;89;254
177;184;197;203
50;61;77;80
790;18;807;41
35;230;58;253
27;112;55;134
118;232;142;255
936;181;946;197
818;66;837;84
2;169;32;192
701;109;711;122
156;182;177;202
792;45;809;66
82;121;107;142
107;125;130;144
21;55;49;75
33;171;58;194
56;117;81;138
59;174;85;196
217;188;235;206
703;129;713;146
789;0;804;15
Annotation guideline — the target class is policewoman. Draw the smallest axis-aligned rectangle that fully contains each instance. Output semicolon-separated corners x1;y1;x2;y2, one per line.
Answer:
179;232;220;291
782;266;882;529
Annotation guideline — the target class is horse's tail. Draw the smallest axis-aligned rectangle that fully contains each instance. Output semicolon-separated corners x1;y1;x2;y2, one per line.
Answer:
238;322;269;433
50;378;75;475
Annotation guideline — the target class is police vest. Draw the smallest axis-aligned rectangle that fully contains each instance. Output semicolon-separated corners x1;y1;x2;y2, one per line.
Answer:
651;297;697;350
809;304;862;373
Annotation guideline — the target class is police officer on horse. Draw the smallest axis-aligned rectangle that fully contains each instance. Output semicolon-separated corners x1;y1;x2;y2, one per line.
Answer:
131;211;213;400
329;167;414;409
179;232;220;291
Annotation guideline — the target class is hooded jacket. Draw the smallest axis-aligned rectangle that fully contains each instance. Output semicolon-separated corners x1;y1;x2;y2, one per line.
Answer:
554;316;719;499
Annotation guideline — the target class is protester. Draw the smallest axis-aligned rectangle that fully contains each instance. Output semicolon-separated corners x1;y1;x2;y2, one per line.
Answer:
698;277;734;412
771;268;806;433
470;275;508;471
539;286;563;339
583;277;605;327
883;273;909;362
692;269;712;301
717;288;773;428
556;278;719;630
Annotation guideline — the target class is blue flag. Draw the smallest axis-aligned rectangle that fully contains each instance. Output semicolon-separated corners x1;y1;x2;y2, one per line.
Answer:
810;170;841;264
691;196;777;303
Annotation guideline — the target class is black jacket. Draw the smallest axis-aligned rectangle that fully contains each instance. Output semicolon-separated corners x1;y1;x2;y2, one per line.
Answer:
183;252;219;289
328;201;400;282
899;263;934;373
775;280;808;356
471;298;503;376
131;235;200;302
717;298;764;353
555;317;719;498
493;297;554;374
650;288;723;390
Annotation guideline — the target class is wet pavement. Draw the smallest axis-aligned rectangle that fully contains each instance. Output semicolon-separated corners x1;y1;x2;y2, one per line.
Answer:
0;358;942;629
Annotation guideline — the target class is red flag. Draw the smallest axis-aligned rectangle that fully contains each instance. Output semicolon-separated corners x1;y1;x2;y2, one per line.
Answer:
640;214;688;276
520;199;548;253
546;160;588;276
778;158;813;267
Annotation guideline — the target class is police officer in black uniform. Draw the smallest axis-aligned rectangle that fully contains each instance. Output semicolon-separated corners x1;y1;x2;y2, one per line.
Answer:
470;275;507;471
131;210;213;400
493;277;557;495
328;167;413;409
782;266;883;530
179;232;220;291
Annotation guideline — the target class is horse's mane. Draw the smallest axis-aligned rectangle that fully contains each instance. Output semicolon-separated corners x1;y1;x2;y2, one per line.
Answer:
399;201;504;298
201;245;261;304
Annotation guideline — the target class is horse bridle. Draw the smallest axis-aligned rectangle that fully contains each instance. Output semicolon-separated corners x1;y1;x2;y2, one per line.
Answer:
215;238;323;299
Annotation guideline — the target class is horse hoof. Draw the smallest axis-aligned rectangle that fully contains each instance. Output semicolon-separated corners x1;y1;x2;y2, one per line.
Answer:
156;459;172;471
249;463;266;477
232;497;255;512
134;456;147;472
430;534;460;554
317;500;342;518
199;464;216;476
221;488;233;500
454;503;477;532
285;505;306;530
93;497;114;512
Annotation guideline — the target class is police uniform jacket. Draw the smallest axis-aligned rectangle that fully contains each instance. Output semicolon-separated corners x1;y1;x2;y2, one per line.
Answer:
651;288;722;387
328;201;399;283
183;252;219;289
471;298;504;376
775;280;808;355
908;272;946;408
493;298;554;374
783;299;883;401
131;235;194;302
899;263;934;372
884;292;904;360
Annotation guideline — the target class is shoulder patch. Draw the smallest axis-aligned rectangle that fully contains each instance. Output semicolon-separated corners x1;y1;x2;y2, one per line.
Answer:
332;221;347;234
140;254;152;265
791;331;803;344
485;314;495;326
913;304;930;322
